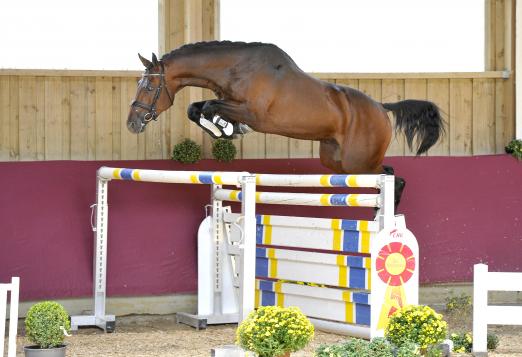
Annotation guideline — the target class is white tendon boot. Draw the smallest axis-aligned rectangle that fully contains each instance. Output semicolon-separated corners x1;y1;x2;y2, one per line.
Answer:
198;114;235;138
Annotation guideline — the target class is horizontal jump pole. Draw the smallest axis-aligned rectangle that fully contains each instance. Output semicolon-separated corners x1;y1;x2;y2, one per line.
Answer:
225;213;376;254
256;248;370;290
224;213;380;232
215;189;380;207
256;247;372;269
256;279;370;305
98;167;386;189
98;167;249;185
256;280;370;326
255;174;382;188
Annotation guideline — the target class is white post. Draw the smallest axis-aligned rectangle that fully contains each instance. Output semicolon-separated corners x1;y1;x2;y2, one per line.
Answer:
7;277;19;357
94;177;109;329
377;175;395;230
211;183;224;315
238;175;257;322
0;277;19;357
472;264;489;356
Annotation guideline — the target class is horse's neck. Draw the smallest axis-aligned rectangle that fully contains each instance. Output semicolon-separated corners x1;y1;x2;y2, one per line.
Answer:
165;53;237;90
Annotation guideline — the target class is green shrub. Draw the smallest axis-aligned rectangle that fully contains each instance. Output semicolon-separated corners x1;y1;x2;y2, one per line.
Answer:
315;343;347;357
385;305;447;349
505;139;522;160
450;331;499;353
368;337;394;357
445;293;472;315
340;338;373;356
487;333;499;350
25;301;70;348
426;344;444;357
396;341;421;357
236;306;314;357
450;332;472;353
212;139;237;162
172;139;202;163
315;338;394;357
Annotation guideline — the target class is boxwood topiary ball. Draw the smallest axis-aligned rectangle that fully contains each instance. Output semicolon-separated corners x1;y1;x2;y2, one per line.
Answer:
172;139;202;163
25;301;70;349
212;139;237;162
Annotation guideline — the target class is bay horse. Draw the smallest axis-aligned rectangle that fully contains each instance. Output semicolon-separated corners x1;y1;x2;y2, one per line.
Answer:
128;41;444;207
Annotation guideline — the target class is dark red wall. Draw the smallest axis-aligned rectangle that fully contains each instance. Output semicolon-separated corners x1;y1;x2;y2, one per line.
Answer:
0;156;521;301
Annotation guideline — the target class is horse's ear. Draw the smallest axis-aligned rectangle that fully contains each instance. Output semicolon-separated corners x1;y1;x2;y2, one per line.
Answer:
152;53;159;66
138;53;153;69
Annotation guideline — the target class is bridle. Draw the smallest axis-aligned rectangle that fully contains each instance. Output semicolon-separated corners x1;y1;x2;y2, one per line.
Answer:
131;62;174;123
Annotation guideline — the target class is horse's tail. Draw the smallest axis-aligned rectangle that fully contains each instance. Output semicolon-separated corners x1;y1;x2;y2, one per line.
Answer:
382;100;444;155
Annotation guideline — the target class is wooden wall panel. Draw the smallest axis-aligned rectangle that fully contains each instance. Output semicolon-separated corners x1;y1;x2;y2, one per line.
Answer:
266;134;289;159
18;76;38;160
120;78;138;159
35;77;45;160
0;77;11;161
473;79;496;154
9;76;19;161
111;78;122;160
449;79;473;155
427;79;450;156
44;77;64;160
95;77;113;160
242;132;265;159
70;77;88;159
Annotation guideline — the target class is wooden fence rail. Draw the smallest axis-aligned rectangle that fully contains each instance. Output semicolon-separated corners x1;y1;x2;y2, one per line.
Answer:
0;70;514;161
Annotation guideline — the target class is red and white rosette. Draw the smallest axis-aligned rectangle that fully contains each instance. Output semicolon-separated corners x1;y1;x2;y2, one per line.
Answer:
370;224;419;338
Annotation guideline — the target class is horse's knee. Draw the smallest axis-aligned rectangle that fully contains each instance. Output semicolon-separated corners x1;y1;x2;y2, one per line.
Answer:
187;102;205;122
202;100;220;117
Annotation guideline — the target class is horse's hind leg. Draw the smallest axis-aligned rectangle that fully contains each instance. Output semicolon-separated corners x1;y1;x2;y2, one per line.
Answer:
381;165;406;210
319;139;344;173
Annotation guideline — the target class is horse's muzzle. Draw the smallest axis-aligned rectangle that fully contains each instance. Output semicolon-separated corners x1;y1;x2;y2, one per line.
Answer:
127;115;146;134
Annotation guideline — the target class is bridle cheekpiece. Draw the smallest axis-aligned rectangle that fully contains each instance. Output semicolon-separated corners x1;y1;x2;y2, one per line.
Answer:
131;62;173;123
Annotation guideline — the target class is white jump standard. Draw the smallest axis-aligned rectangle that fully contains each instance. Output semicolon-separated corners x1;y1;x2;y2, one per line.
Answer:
70;167;257;332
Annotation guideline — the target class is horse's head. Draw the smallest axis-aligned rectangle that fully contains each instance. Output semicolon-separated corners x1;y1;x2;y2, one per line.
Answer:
127;53;174;134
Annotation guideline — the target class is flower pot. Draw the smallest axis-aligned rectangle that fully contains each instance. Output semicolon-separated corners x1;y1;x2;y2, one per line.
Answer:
24;345;66;357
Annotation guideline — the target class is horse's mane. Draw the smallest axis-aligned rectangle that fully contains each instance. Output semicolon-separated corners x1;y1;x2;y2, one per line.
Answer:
161;41;269;61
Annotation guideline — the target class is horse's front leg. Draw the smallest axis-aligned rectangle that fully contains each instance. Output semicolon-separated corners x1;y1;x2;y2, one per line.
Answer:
187;101;206;123
188;100;237;139
201;100;257;136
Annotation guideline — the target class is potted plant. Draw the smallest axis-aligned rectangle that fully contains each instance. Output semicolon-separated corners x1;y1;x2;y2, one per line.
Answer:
385;305;447;355
236;305;314;357
24;301;71;357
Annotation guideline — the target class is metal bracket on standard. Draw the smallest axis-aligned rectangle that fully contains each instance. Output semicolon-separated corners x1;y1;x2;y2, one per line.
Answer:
176;312;239;330
175;312;208;330
70;314;116;333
